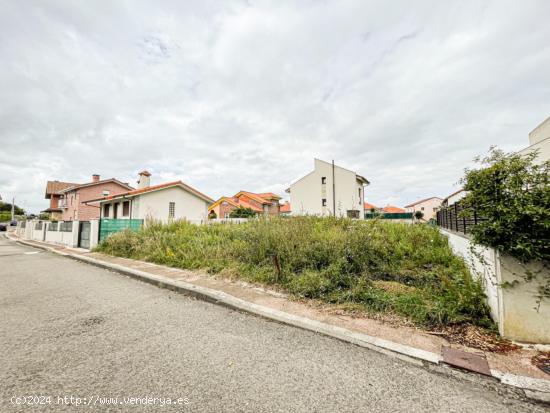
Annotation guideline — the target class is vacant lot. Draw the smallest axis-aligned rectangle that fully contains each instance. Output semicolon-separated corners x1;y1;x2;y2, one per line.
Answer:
96;217;492;328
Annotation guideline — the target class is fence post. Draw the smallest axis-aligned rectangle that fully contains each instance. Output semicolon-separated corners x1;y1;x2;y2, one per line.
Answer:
89;219;99;249
71;221;79;248
454;203;459;232
463;205;467;234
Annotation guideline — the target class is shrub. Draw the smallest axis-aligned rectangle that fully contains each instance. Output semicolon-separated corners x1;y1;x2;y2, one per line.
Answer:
229;206;257;218
96;217;492;328
461;147;550;263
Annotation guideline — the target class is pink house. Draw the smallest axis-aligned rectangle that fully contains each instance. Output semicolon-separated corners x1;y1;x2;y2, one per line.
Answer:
58;175;133;221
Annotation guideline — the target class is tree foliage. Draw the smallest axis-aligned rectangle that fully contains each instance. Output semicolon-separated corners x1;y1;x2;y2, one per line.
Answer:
414;211;424;220
229;206;256;218
460;147;549;263
0;201;25;215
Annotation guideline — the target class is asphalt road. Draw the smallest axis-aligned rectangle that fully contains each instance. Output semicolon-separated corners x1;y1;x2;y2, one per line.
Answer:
0;236;546;413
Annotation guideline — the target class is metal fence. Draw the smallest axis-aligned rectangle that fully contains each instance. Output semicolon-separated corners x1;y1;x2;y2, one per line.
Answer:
48;222;58;231
436;203;486;234
365;212;413;220
60;221;73;232
99;219;143;241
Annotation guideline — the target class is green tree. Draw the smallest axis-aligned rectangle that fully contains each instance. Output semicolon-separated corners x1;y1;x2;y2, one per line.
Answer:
0;202;25;215
229;207;256;218
460;147;549;263
414;211;424;220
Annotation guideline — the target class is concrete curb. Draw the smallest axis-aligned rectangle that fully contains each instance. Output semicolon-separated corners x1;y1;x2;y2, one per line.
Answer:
8;234;550;404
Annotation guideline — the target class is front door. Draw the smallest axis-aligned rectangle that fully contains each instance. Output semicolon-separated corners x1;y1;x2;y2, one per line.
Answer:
113;203;118;219
78;221;91;249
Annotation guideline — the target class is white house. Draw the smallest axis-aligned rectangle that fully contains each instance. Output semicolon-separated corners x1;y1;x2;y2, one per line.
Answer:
88;171;214;223
517;115;550;164
404;197;443;221
286;159;369;218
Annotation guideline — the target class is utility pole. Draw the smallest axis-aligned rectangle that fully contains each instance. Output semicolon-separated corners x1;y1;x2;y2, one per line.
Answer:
332;160;336;217
11;196;15;221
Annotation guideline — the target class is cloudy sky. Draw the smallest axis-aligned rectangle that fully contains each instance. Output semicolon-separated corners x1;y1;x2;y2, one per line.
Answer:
1;0;549;213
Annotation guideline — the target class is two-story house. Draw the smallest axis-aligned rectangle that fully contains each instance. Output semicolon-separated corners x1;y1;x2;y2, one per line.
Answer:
208;191;282;218
286;159;369;218
43;180;79;220
57;174;133;221
404;197;442;221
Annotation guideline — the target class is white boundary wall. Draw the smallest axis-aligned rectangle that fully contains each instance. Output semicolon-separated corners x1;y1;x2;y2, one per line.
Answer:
16;219;99;250
441;228;550;344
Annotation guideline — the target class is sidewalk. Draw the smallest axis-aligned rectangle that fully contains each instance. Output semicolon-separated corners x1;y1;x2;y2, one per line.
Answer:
7;233;550;403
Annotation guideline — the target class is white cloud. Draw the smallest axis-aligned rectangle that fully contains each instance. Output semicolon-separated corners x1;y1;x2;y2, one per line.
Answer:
1;0;549;212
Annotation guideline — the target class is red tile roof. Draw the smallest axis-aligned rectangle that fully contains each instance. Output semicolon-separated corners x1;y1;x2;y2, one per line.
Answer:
364;202;378;210
87;180;213;204
45;181;79;198
404;197;443;208
60;178;133;193
280;202;291;213
233;191;281;204
256;192;282;200
235;199;263;212
382;205;406;213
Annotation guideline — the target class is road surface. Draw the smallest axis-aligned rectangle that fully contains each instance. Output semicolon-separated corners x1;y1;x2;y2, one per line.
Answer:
0;236;545;412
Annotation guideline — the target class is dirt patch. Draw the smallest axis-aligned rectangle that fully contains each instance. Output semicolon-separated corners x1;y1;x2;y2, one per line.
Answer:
434;325;521;353
531;352;550;375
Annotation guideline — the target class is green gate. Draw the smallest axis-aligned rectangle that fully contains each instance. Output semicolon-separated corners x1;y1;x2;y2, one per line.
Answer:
99;219;143;241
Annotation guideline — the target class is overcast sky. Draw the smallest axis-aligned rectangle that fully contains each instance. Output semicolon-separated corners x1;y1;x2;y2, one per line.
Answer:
1;0;549;213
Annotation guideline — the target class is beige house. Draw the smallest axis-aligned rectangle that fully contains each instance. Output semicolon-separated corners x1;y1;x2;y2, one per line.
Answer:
286;159;369;218
517;115;550;164
404;197;442;221
87;171;214;223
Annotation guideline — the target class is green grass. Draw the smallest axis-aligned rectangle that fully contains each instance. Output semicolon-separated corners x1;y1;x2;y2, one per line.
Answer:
96;216;493;328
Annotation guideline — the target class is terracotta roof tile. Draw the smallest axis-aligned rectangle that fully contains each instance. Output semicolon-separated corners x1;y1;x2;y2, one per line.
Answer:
382;205;406;213
364;202;378;210
90;180;213;204
45;181;79;196
404;197;443;208
280;202;291;213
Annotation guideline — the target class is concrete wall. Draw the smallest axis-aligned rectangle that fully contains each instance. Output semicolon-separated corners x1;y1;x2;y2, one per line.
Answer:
18;219;99;250
529;115;550;145
498;255;550;343
441;228;550;343
516;115;550;165
517;137;550;165
290;159;365;218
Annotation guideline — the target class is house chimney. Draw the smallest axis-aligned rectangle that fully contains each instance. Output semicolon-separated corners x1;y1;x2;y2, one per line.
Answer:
137;170;151;188
92;174;100;182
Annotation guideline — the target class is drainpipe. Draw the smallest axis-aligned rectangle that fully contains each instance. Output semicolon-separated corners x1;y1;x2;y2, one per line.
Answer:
332;160;336;217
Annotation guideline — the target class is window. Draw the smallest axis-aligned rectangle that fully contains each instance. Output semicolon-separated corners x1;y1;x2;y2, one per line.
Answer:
421;207;425;211
321;177;326;184
347;210;360;219
322;199;327;207
169;202;175;219
123;201;130;217
358;188;362;204
433;207;437;212
103;203;110;218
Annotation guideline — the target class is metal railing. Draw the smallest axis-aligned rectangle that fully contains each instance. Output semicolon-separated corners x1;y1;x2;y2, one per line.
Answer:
436;203;486;234
60;221;73;232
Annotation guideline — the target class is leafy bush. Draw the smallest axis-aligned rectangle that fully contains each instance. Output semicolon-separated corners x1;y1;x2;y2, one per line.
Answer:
229;206;256;218
97;217;492;328
461;147;550;263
